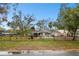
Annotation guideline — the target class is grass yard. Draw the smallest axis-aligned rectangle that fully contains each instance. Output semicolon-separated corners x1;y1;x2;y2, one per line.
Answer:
0;38;79;51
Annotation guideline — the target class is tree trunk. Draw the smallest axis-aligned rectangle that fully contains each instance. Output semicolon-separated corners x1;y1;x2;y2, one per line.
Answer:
72;35;75;40
72;32;76;41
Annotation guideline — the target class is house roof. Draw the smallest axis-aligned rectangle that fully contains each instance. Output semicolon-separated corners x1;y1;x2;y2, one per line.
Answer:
32;30;51;33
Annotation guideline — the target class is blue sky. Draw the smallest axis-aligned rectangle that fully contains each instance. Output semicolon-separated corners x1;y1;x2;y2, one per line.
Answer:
2;3;76;29
17;3;75;21
8;3;61;22
18;3;61;21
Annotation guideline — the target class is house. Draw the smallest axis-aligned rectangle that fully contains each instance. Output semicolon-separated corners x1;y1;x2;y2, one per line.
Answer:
31;30;51;38
30;27;79;38
76;29;79;37
51;30;68;37
52;29;79;37
31;29;68;38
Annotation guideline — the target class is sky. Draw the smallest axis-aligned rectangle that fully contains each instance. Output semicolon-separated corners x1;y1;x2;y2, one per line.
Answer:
2;3;76;30
18;3;60;21
8;3;61;22
17;3;75;21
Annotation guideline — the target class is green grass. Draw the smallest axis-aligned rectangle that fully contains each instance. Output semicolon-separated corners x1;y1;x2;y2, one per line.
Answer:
0;38;79;50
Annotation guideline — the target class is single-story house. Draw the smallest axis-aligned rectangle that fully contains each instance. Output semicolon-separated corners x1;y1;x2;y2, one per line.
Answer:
31;30;51;37
30;29;68;37
51;30;68;37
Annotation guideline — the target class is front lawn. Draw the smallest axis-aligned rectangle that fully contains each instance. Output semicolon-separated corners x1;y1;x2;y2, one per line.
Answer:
0;38;79;51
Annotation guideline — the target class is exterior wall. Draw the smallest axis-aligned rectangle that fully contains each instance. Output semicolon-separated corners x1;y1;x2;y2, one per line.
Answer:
51;30;68;37
76;30;79;36
57;30;68;36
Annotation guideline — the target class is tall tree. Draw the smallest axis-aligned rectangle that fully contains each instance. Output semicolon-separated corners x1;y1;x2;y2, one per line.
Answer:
55;4;79;40
54;3;68;29
8;4;23;31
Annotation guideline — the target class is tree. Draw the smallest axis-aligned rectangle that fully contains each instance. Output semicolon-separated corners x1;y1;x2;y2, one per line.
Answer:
0;4;9;30
48;21;53;30
36;19;47;31
7;14;21;34
12;11;23;31
7;4;22;35
8;5;35;36
0;3;9;14
7;20;18;30
0;3;9;22
22;15;35;36
55;4;79;40
18;11;23;31
8;4;23;32
23;15;35;30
